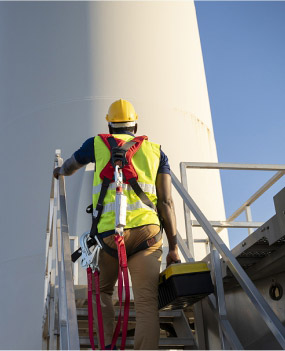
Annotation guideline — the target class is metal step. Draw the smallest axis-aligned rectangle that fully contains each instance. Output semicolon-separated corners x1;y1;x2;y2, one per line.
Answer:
79;336;196;349
77;307;188;321
76;306;197;350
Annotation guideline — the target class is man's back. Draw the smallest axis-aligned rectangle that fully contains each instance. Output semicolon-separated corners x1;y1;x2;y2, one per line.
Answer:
53;99;180;349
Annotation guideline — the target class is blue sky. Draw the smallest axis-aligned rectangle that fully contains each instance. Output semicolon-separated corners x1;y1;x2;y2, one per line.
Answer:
195;1;285;248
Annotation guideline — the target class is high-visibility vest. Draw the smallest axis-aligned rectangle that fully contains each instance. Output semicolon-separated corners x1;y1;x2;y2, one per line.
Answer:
93;134;161;235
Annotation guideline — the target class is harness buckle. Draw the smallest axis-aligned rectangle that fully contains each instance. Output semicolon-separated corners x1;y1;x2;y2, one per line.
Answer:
111;147;128;168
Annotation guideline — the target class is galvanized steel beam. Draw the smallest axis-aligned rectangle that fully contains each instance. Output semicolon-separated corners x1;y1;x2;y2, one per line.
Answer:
183;162;285;171
191;220;264;228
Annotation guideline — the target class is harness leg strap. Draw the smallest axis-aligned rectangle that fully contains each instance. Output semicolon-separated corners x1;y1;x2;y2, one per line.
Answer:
87;267;96;350
87;266;105;350
111;235;130;350
94;269;105;350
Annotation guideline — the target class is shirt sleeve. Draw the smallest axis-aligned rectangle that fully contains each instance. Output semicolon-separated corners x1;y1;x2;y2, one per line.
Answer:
73;137;95;165
59;155;85;176
158;148;171;174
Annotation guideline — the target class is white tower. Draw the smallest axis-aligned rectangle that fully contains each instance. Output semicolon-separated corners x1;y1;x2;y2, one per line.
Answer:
0;2;228;349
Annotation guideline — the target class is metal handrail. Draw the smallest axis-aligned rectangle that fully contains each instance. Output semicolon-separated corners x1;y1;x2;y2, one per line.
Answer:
171;170;285;349
181;162;285;171
181;162;285;236
42;151;80;350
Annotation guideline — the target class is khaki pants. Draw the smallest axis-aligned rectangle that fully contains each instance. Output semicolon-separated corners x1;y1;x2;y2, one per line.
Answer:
93;224;162;350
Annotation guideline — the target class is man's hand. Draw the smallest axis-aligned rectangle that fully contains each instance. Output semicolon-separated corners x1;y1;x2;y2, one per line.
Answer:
53;167;62;179
166;247;181;267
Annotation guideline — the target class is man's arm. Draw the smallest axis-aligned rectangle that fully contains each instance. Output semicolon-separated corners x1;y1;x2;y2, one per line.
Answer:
53;154;85;179
156;173;181;266
53;137;95;179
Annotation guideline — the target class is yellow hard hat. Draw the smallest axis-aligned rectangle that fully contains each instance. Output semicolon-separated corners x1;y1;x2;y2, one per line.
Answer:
106;99;138;123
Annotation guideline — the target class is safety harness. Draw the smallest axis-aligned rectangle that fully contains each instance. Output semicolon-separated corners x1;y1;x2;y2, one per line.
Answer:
73;134;161;350
89;134;156;241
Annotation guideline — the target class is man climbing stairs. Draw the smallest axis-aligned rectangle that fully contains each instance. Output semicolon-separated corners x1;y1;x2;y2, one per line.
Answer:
42;153;285;350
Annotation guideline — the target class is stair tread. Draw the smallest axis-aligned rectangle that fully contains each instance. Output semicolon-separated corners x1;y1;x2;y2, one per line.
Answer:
77;308;186;325
79;336;195;347
77;307;184;317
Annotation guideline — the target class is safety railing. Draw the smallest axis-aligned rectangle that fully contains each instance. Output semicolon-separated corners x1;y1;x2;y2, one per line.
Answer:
180;162;285;258
42;150;80;350
171;163;285;349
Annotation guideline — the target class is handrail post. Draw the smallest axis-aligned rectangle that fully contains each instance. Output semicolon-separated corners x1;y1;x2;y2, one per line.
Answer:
50;167;60;350
57;154;80;350
209;243;234;349
180;162;195;259
245;205;254;235
179;162;206;349
210;244;226;349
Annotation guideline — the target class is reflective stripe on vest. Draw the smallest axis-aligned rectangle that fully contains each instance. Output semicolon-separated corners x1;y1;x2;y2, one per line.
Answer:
93;199;157;217
93;182;157;196
93;134;161;233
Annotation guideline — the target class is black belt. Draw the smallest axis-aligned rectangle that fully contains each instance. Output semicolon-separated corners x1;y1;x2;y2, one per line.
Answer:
98;230;162;259
71;230;162;263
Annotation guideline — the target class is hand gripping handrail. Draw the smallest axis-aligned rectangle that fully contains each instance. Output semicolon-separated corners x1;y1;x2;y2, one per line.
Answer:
171;170;285;349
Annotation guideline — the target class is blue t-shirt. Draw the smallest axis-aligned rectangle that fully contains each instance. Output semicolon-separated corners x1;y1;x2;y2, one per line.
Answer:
74;132;170;174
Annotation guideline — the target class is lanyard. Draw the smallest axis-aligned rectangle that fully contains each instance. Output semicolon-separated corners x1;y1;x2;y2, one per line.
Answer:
86;235;130;350
111;234;130;350
85;165;130;350
87;267;105;350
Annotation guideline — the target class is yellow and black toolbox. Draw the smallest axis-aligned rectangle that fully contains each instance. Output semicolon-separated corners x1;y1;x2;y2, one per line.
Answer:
158;262;214;310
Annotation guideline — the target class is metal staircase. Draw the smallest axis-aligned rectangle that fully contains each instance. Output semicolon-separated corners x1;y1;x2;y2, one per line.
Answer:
42;151;285;350
75;291;196;349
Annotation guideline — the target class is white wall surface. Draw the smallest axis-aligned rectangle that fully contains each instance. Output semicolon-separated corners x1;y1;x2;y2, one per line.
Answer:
0;2;228;349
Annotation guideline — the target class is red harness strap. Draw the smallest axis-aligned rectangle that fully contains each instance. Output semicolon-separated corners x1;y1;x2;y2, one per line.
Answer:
87;236;130;351
98;134;148;182
111;234;130;350
87;267;105;350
